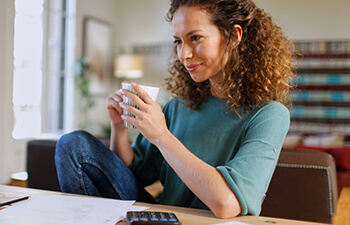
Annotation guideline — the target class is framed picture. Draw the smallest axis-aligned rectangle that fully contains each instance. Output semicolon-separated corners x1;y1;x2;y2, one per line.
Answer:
83;17;113;96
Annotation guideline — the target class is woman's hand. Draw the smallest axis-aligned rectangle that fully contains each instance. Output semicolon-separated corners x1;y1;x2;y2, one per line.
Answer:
106;89;125;127
106;87;134;164
119;83;169;144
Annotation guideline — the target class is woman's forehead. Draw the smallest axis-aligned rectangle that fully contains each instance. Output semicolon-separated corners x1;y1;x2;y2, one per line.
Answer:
172;6;214;33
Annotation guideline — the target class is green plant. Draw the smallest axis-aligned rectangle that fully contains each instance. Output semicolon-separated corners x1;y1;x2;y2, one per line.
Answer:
74;57;96;130
75;57;95;109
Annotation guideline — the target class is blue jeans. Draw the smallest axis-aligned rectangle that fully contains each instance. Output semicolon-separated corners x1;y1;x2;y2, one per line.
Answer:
55;130;155;203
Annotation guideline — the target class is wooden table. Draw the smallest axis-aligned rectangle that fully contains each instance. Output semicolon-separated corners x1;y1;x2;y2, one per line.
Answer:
333;187;350;225
0;185;326;225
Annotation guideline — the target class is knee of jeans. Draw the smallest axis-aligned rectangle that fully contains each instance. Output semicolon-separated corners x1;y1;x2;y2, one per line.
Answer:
55;130;92;162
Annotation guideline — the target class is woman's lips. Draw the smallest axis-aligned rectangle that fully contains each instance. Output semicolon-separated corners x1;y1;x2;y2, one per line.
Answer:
186;63;202;72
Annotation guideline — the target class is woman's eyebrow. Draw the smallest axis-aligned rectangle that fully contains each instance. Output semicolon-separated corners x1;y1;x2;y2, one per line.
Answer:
173;30;201;39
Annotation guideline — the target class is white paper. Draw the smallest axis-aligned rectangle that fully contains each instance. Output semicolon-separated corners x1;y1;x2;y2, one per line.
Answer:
0;194;148;225
210;221;251;225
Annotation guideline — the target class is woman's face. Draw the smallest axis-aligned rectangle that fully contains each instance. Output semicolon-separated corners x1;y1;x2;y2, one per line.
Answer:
172;6;226;84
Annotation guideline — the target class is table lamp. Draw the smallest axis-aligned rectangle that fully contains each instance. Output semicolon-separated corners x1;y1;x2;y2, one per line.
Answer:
114;54;144;79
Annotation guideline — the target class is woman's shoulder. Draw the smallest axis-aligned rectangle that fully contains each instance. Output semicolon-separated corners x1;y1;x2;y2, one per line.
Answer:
267;101;290;118
241;101;290;136
248;101;290;122
260;101;289;114
162;96;183;113
163;96;181;108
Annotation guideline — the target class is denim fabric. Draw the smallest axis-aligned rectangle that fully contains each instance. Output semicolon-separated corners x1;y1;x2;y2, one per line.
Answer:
55;130;155;203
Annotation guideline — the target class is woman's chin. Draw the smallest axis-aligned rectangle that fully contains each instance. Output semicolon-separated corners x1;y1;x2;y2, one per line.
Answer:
189;74;207;83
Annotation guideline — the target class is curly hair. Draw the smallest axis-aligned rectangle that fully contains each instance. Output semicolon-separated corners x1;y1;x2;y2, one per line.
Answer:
165;0;297;112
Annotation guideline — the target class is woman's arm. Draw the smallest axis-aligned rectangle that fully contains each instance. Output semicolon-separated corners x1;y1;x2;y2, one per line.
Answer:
119;83;241;218
106;90;134;166
154;131;242;218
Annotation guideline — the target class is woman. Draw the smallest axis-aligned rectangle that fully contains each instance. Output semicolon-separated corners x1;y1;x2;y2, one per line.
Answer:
55;0;296;219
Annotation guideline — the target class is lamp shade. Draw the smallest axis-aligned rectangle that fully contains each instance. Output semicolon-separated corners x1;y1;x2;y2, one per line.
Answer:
114;54;143;78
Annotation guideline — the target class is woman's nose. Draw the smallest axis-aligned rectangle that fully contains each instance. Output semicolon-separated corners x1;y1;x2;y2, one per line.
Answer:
178;44;193;62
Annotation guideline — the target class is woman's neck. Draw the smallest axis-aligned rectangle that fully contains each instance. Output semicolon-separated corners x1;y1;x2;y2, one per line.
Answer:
209;80;225;98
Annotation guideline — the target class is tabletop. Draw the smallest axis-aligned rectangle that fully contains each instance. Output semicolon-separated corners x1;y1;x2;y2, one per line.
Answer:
0;185;327;225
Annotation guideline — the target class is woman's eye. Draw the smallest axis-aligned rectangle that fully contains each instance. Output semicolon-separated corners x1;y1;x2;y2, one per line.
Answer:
173;39;182;45
191;35;201;42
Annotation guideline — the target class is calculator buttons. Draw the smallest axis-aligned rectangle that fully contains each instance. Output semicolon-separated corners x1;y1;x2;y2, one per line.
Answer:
126;211;181;225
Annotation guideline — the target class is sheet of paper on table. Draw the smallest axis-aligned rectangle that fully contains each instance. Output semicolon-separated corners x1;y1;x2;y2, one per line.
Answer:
210;221;251;225
0;194;148;225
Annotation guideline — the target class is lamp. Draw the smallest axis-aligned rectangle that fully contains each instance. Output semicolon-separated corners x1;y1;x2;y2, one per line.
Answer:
114;54;144;79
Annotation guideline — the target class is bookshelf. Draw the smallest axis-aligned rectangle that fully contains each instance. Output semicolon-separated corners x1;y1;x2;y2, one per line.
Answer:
290;40;350;137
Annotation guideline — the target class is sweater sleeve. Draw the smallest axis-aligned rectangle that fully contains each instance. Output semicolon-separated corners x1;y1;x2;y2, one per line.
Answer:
216;102;290;215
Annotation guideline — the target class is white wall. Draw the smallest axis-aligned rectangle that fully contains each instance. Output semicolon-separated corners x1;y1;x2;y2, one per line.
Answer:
0;0;349;184
115;0;172;48
73;0;119;136
114;0;173;108
255;0;350;40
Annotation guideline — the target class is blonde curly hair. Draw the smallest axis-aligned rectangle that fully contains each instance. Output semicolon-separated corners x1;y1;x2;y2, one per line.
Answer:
165;0;297;112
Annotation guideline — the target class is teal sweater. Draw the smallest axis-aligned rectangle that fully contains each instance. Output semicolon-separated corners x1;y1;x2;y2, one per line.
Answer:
129;96;290;215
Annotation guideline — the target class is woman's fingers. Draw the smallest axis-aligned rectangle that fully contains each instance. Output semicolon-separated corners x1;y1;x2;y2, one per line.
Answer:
131;83;154;104
106;97;123;114
121;90;147;111
106;90;125;113
119;83;167;143
105;89;126;125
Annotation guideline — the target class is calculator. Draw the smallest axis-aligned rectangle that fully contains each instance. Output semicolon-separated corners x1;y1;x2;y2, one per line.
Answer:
126;211;181;225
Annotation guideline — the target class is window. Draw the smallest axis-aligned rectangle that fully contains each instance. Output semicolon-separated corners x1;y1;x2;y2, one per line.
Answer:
13;0;76;138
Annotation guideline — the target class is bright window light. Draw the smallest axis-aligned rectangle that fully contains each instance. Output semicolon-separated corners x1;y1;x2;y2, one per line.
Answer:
13;0;76;139
12;0;43;139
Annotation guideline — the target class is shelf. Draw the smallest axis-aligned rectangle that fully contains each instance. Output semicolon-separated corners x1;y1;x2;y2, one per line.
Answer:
293;101;350;107
296;85;350;91
295;59;350;70
297;54;350;59
291;40;350;133
296;68;350;73
291;117;350;124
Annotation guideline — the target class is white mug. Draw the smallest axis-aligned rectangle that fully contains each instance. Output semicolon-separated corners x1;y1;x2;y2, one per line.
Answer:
122;83;159;128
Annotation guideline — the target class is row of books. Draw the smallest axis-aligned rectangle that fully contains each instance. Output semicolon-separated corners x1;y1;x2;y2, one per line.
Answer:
293;40;350;55
292;91;350;102
289;122;350;135
295;73;350;85
291;106;350;119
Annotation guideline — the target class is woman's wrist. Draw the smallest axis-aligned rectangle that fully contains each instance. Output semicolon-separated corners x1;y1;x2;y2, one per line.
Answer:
110;122;129;147
110;122;127;133
152;130;174;149
109;121;132;157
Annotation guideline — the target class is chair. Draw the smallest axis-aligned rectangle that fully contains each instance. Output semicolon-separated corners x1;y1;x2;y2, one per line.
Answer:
260;149;338;224
27;140;61;191
26;138;110;192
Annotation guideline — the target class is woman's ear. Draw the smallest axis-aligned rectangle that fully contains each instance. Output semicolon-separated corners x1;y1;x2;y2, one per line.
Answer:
233;24;243;47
